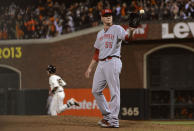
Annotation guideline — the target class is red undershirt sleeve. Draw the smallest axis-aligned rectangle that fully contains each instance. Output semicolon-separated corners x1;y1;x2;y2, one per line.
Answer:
125;34;132;41
92;48;99;62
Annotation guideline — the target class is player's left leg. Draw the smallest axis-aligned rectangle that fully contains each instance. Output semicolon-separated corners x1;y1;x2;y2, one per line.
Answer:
103;58;122;127
46;95;53;115
49;94;58;116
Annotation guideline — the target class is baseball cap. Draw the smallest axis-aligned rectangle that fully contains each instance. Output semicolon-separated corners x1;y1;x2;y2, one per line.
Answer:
101;9;112;17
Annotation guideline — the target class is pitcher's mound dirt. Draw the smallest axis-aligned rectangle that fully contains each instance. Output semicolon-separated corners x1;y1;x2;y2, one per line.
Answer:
0;115;193;131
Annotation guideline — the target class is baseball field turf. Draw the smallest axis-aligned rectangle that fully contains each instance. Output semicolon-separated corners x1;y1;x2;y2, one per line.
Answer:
0;115;193;131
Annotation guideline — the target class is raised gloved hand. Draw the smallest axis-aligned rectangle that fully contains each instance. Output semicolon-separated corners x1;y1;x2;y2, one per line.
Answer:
128;10;144;28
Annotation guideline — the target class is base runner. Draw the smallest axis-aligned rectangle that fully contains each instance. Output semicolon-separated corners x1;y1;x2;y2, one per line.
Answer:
46;65;79;116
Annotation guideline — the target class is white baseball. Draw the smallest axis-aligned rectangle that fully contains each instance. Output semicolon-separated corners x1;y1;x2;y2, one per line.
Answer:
139;9;145;14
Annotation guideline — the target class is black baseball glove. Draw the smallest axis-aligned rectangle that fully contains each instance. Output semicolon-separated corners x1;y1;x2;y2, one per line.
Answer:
128;12;143;28
51;87;58;94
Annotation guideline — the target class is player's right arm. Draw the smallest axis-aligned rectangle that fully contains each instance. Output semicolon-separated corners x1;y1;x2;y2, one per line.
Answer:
85;48;99;78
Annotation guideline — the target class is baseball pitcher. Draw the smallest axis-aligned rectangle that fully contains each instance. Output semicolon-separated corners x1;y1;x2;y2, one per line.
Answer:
85;9;142;128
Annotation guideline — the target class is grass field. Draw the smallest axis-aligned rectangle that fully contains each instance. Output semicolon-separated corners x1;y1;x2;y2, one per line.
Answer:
0;116;193;131
152;121;194;125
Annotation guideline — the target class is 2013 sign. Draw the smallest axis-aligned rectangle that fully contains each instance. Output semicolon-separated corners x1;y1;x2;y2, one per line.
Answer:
0;47;22;59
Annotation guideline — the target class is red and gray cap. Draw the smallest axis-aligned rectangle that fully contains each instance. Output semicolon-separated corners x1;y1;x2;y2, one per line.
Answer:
101;9;112;16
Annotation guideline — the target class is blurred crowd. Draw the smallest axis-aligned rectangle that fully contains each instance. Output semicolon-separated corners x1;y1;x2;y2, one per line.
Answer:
151;90;194;119
0;0;194;40
175;91;194;119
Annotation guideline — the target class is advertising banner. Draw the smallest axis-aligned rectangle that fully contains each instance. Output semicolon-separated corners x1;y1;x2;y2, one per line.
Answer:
162;22;194;39
59;88;110;117
122;24;149;40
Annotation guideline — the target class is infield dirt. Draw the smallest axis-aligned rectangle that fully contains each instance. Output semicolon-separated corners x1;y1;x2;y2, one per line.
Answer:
0;115;193;131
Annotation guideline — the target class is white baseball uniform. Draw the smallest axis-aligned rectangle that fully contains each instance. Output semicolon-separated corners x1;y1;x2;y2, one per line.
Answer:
48;74;68;116
92;25;127;127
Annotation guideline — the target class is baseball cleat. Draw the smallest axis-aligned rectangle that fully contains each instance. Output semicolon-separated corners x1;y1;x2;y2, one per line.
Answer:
101;122;119;128
99;120;119;128
71;98;80;106
98;119;108;125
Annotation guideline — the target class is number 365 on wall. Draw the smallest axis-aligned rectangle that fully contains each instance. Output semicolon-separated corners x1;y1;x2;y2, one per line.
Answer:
0;47;22;59
121;107;140;116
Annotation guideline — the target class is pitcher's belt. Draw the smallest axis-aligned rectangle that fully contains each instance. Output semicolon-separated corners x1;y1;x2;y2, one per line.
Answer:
99;55;120;61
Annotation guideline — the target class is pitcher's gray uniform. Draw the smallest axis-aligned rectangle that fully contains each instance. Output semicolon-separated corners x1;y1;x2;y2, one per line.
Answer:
85;9;134;128
93;25;127;127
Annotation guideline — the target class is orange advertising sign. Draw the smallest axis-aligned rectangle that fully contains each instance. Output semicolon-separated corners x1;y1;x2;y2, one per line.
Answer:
59;88;110;117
